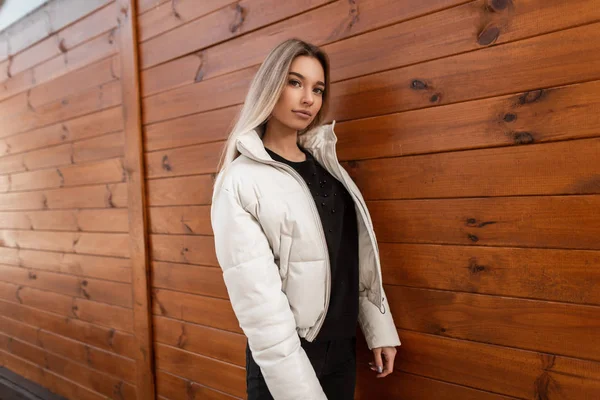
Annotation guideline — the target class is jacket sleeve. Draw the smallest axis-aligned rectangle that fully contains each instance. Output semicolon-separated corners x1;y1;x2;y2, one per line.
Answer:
358;286;401;350
211;187;327;400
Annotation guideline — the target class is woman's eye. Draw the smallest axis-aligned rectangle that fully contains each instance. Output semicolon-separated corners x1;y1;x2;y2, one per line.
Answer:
314;88;324;95
289;79;301;87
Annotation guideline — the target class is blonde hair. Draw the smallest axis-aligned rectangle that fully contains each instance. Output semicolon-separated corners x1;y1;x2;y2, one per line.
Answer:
214;38;331;182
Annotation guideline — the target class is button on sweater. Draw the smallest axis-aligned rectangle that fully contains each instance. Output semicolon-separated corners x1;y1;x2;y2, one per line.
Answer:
265;145;359;341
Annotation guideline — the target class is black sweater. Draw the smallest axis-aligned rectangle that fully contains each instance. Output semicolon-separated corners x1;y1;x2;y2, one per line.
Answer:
265;146;359;341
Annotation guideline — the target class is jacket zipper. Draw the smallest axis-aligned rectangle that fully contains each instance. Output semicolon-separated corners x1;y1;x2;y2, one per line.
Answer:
236;143;332;341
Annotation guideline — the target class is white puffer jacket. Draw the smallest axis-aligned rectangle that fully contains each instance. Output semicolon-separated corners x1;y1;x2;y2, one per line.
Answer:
211;121;401;399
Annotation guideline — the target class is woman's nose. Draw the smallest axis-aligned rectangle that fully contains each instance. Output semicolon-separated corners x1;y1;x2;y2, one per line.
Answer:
301;90;314;105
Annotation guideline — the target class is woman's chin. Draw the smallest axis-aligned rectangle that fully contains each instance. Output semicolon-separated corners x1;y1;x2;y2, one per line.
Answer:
284;118;312;131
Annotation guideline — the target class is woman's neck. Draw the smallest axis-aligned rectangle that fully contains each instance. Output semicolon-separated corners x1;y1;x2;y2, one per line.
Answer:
262;119;306;162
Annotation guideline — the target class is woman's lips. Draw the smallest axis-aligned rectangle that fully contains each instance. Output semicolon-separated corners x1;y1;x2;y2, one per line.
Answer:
293;110;311;119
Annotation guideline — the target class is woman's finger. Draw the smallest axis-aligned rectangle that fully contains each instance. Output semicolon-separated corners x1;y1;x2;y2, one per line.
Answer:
377;348;396;378
372;348;384;374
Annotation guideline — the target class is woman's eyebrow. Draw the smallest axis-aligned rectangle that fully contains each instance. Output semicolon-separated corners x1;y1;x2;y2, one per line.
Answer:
289;71;325;86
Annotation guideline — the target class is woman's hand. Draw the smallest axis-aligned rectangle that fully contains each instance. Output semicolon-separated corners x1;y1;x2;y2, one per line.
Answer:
369;346;397;378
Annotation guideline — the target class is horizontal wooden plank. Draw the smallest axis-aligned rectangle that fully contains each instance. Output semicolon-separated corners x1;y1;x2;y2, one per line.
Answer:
336;79;600;161
356;368;517;400
380;241;600;305
0;29;119;104
0;332;137;399
139;0;332;68
0;349;106;400
0;264;131;308
77;208;129;232
0;0;112;62
8;0;119;81
7;158;125;192
151;288;239;333
0;182;127;211
155;343;245;398
152;261;227;299
0;281;132;332
1;11;52;63
1;106;123;151
0;230;130;258
145;18;600;125
329;0;600;82
138;0;233;42
146;140;222;178
0;134;124;176
0;208;127;232
9;36;59;79
56;1;119;51
147;175;213;206
369;195;600;250
0;315;133;384
150;234;217;266
329;22;600;121
149;205;211;235
0;80;122;137
47;182;127;209
347;137;600;200
0;298;135;358
156;368;241;400
36;328;136;383
28;55;120;110
153;315;245;367
0;247;132;283
137;0;170;15
0;316;38;346
142;65;255;124
73;131;125;163
140;0;467;95
387;285;600;361
144;104;238;152
358;328;600;400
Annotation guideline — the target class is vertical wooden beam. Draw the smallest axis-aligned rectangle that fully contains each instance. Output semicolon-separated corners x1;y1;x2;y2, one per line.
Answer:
117;0;156;399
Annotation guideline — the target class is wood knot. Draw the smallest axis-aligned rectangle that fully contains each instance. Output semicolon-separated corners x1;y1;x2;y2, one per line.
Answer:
503;113;517;122
194;51;205;82
347;160;359;169
487;0;511;12
410;80;428;90
28;271;37;279
430;93;441;103
467;234;479;242
161;155;172;171
171;0;181;20
81;280;88;287
229;4;246;34
468;258;486;273
513;131;534;145
58;38;67;53
477;24;500;46
466;218;497;228
519;89;543;104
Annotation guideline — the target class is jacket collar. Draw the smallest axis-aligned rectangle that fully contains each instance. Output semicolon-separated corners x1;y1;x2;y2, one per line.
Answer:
236;120;338;162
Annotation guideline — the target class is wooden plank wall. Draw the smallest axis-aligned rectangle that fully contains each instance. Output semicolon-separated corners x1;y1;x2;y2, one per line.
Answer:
139;0;600;399
0;1;141;399
0;0;599;399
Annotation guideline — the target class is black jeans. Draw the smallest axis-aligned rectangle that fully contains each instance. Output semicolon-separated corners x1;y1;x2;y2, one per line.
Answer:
246;336;357;400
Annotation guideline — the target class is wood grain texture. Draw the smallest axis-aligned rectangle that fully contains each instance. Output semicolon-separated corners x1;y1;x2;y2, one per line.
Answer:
117;0;157;398
140;0;468;96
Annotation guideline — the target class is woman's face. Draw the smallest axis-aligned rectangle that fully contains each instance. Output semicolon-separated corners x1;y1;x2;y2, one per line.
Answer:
270;55;325;131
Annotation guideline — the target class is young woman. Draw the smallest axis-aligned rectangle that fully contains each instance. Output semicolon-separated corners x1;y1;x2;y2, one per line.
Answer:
211;39;401;400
